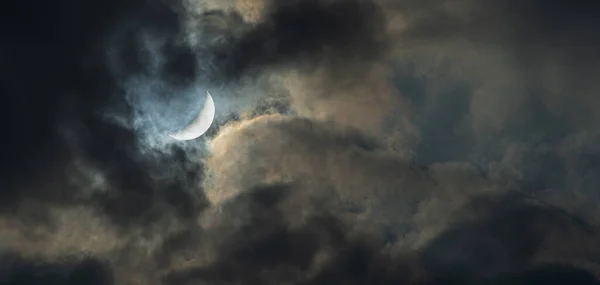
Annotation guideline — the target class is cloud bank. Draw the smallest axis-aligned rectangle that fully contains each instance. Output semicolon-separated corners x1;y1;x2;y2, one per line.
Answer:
2;0;600;284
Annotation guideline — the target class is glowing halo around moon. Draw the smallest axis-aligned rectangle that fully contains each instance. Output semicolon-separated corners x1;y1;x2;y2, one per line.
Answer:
169;91;216;141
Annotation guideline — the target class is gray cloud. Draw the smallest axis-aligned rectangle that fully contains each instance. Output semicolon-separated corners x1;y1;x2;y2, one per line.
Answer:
3;0;600;284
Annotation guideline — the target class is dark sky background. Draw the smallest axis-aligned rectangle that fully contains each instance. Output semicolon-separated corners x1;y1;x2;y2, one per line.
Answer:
1;0;600;284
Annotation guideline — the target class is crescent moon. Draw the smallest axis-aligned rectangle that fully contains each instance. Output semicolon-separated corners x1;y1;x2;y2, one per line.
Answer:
169;91;216;141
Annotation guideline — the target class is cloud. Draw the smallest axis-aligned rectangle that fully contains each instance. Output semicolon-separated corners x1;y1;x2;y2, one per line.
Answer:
0;253;113;285
201;115;600;280
380;0;600;199
3;0;600;284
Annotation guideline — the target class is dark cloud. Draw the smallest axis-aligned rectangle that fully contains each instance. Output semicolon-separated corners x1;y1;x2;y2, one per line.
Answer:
2;0;600;284
397;0;600;47
0;253;113;285
420;193;593;278
224;0;387;77
387;0;600;199
468;265;600;285
170;184;600;285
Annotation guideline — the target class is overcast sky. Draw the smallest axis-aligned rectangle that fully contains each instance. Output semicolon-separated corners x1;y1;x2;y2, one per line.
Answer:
1;0;600;284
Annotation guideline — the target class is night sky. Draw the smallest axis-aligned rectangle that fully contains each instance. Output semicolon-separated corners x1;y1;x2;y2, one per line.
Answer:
1;0;600;284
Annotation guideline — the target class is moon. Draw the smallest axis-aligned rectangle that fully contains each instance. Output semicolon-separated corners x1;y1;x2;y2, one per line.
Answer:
169;91;216;141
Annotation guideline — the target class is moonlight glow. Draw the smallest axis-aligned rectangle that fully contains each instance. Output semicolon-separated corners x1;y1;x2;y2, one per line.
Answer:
169;91;216;140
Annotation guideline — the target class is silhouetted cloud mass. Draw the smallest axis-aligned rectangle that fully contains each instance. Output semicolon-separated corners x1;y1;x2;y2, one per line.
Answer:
2;0;600;284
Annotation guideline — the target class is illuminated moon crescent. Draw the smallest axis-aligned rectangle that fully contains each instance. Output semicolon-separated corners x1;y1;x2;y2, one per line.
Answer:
169;91;215;140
